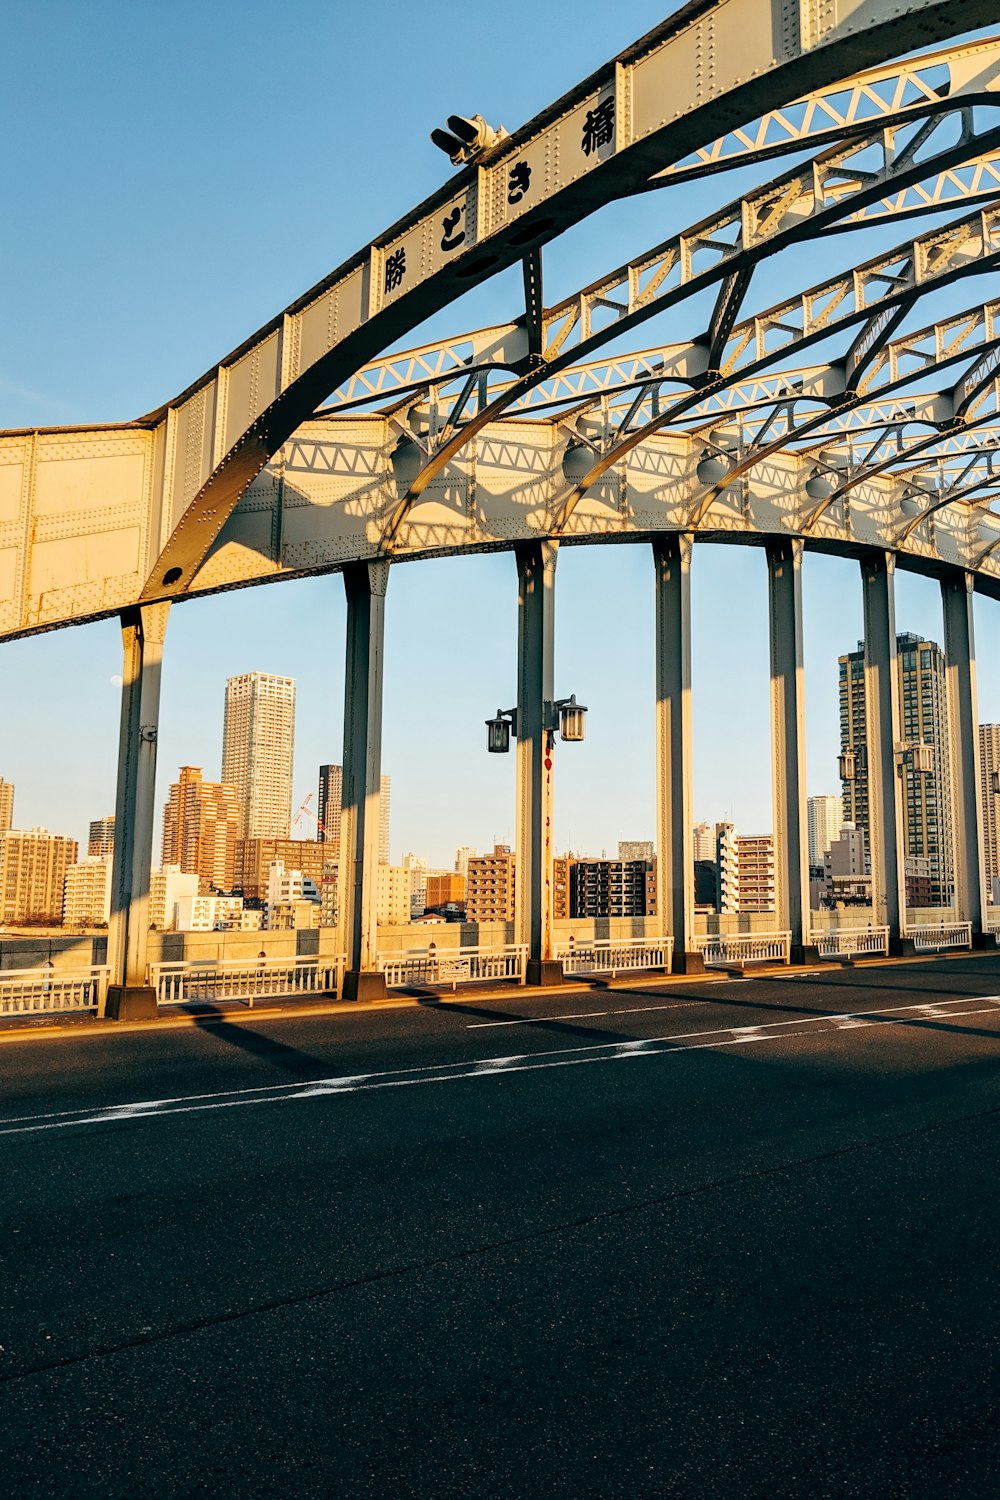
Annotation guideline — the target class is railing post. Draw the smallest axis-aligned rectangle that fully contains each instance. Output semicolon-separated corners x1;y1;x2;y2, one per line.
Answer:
860;552;906;951
653;534;704;973
515;541;563;985
767;539;812;962
338;560;389;1000
941;569;986;940
106;602;169;1020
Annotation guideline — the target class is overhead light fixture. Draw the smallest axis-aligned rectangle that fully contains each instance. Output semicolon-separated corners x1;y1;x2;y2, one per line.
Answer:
431;114;507;166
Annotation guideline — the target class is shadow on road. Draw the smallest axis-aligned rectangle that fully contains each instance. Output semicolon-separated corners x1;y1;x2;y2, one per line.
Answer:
192;1016;330;1078
412;995;642;1045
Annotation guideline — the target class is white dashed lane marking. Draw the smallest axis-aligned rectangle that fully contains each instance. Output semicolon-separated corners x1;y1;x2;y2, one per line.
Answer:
1;995;998;1139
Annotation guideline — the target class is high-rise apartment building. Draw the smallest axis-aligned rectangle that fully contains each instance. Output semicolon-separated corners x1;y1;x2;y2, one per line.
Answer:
979;724;1000;897
87;816;115;858
807;795;843;870
466;845;516;923
233;837;326;903
454;846;478;879
316;764;390;860
222;673;296;840
379;774;391;863
162;767;243;892
839;634;954;906
735;835;775;912
692;823;716;862
316;764;342;846
63;856;112;928
0;829;78;924
0;778;14;835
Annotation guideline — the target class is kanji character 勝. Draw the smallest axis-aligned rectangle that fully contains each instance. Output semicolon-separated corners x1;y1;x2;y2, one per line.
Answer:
384;246;406;293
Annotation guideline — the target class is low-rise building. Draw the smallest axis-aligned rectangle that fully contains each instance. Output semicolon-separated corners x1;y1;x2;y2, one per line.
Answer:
174;894;261;932
149;865;200;931
425;872;465;911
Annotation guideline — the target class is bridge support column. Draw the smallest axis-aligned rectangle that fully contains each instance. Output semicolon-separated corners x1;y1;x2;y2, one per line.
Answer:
653;534;703;974
339;560;389;1001
861;553;906;952
515;541;562;986
106;603;169;1020
767;539;812;962
941;570;986;939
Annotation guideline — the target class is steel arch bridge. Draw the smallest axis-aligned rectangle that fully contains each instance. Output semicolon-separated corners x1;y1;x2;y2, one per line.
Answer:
4;0;1000;1010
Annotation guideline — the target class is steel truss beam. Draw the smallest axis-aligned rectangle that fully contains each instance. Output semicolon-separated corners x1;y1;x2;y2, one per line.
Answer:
326;108;1000;431
136;1;996;602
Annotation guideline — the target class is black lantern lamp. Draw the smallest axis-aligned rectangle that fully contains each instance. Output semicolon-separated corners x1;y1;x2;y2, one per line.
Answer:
556;694;588;742
486;708;516;754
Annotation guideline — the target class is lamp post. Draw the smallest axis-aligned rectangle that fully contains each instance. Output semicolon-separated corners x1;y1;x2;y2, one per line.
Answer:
486;694;588;982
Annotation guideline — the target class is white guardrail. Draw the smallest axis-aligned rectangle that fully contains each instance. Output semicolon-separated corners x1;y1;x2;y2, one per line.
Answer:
150;955;346;1007
554;937;674;977
0;965;109;1016
906;922;973;952
813;927;890;958
695;932;791;966
378;945;527;990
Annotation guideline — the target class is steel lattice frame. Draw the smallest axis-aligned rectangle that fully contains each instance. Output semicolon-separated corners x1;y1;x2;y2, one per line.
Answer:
4;0;1000;641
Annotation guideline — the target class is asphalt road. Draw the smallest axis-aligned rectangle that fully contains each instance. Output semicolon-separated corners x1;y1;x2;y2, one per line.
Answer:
3;956;1000;1498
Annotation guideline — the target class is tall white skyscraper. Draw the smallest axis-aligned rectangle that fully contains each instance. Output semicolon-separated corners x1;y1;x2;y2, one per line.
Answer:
379;774;391;863
807;794;843;869
222;673;296;840
979;725;1000;898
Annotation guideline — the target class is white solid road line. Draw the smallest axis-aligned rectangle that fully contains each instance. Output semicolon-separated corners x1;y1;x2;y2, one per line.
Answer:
1;994;999;1139
468;993;1000;1031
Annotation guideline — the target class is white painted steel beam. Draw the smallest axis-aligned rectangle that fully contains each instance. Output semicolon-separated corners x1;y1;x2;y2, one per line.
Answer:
861;553;906;946
514;541;561;984
941;570;987;935
653;534;702;973
106;602;168;1020
338;561;389;1001
767;539;810;956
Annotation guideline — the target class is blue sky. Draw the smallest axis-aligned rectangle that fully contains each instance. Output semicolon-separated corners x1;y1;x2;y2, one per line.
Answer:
2;0;999;867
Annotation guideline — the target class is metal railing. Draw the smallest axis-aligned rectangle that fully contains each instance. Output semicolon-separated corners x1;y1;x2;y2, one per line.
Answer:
378;944;527;990
554;937;674;977
813;927;889;958
149;955;346;1008
694;932;791;966
0;964;109;1016
906;922;973;952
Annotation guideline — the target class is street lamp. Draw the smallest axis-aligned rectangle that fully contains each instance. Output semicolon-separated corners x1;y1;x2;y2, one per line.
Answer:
485;708;517;755
555;695;588;742
485;697;588;752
